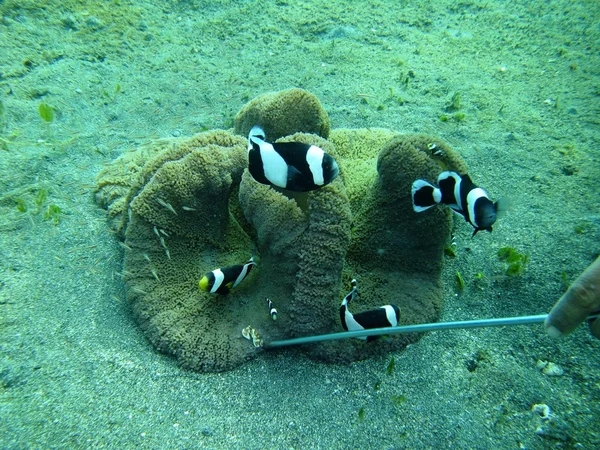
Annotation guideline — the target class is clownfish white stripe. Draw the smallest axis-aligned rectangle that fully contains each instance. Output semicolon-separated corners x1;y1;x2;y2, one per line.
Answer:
306;145;325;186
232;262;252;288
259;142;288;188
344;308;364;332
383;305;400;327
340;281;361;330
435;171;458;209
453;176;463;211
466;187;488;227
210;269;225;294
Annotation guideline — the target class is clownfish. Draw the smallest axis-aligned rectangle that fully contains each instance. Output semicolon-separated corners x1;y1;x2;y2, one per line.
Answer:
339;279;400;341
266;297;277;320
247;125;339;192
199;257;256;294
411;171;509;237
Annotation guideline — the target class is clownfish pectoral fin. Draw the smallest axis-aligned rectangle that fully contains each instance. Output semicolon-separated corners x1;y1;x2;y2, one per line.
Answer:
213;283;233;295
494;197;511;219
411;179;441;212
215;285;230;295
448;205;463;216
470;225;489;238
286;165;307;192
472;225;493;237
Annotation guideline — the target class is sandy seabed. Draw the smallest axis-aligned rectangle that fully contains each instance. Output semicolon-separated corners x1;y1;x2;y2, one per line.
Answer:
1;1;599;448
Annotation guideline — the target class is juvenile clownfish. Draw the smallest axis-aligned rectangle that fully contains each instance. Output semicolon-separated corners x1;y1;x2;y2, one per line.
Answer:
247;125;340;192
339;279;400;341
265;297;277;320
411;171;509;237
199;257;256;294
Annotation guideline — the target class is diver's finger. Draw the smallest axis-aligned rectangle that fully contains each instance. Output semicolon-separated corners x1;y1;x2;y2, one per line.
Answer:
545;256;600;338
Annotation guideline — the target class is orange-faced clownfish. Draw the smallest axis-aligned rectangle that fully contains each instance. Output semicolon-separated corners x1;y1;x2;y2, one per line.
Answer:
340;279;400;341
411;171;509;237
247;125;339;192
199;257;256;294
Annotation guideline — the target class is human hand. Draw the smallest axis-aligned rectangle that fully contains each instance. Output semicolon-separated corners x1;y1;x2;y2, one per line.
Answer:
545;256;600;339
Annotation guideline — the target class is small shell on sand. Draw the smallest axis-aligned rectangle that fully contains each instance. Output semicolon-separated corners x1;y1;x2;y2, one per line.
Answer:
536;360;564;376
532;403;551;420
542;362;564;376
241;326;263;347
250;328;263;347
242;326;252;340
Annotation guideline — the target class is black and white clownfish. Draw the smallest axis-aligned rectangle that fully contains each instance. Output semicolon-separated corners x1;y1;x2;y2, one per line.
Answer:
199;257;256;294
247;125;340;192
411;171;509;237
339;279;400;341
265;297;277;320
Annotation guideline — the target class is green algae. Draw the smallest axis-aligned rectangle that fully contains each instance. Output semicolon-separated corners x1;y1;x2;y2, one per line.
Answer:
497;247;529;276
38;103;54;123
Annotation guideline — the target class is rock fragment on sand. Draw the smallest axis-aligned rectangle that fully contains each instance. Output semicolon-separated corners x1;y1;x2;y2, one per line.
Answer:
536;360;565;376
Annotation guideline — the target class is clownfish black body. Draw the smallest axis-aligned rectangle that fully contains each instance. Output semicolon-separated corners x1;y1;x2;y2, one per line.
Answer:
339;279;400;341
199;257;256;294
247;126;339;192
411;171;509;237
